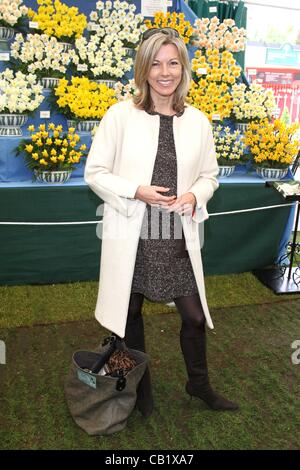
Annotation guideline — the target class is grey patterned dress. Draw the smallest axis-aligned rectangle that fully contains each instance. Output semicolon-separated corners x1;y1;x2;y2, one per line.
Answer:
130;111;199;302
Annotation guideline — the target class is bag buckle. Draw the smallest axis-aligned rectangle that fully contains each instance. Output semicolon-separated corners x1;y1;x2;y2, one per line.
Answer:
116;370;126;391
102;335;117;347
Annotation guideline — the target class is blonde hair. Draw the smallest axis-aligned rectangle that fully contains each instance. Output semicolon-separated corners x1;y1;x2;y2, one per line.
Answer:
133;32;191;114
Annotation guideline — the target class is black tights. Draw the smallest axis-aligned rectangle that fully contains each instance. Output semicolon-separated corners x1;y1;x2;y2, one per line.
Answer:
126;292;206;344
173;293;206;335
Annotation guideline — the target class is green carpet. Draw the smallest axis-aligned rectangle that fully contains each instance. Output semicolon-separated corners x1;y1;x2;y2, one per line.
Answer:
1;272;300;329
1;299;299;450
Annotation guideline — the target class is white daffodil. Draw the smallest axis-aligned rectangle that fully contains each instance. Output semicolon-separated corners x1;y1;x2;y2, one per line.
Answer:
90;11;98;22
0;68;44;113
0;0;28;26
10;34;73;78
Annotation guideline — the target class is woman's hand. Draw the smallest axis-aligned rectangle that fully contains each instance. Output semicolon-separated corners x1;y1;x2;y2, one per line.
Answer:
166;192;196;215
134;185;177;207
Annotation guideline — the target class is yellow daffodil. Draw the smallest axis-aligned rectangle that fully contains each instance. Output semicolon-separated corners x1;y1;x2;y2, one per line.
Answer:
187;49;241;122
29;0;87;41
146;11;195;44
54;77;117;120
19;122;87;173
25;144;34;153
243;119;300;168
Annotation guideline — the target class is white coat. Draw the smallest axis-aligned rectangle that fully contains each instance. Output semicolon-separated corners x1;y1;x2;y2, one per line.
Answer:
84;99;219;338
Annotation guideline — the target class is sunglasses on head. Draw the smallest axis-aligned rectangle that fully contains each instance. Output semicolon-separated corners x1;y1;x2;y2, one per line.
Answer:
142;27;180;42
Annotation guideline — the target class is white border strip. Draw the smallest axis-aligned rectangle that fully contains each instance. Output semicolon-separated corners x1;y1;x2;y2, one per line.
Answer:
0;203;295;225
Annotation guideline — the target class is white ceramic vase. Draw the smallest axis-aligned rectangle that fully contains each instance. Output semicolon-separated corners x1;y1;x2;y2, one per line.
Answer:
67;119;77;129
59;42;73;52
218;166;235;177
34;170;72;184
77;120;101;133
256;167;288;180
0;114;28;136
0;26;14;50
40;77;61;89
94;78;117;89
235;122;249;133
124;47;136;59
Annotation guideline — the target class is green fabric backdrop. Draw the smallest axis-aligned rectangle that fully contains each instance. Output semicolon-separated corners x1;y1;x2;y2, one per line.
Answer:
0;183;291;285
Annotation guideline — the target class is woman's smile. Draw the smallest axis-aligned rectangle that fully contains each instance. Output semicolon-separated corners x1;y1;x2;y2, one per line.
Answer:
147;44;182;100
157;80;173;86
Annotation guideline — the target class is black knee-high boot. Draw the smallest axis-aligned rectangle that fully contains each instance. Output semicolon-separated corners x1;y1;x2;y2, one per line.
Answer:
124;298;154;418
180;324;239;411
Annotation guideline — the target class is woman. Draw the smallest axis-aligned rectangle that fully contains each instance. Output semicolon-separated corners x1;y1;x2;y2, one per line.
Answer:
85;28;238;417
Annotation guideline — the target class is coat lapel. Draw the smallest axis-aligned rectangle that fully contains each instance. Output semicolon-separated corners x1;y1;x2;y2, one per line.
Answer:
122;110;160;186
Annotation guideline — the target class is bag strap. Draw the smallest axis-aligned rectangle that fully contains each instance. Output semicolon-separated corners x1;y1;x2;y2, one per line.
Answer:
91;336;128;391
90;336;117;374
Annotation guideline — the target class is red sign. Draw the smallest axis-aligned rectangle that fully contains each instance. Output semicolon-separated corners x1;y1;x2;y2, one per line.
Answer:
246;67;300;122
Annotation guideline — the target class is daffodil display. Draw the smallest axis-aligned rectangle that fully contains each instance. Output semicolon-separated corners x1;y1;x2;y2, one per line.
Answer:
231;83;277;123
0;68;44;114
243;119;300;169
72;34;132;81
28;0;87;43
54;77;117;120
213;125;246;166
193;16;247;52
187;49;241;122
114;79;137;101
0;0;28;28
144;11;196;45
16;123;87;172
88;0;146;49
10;33;73;78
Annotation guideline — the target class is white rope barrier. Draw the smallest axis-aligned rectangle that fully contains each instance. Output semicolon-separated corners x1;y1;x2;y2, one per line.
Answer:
0;203;295;225
0;221;100;226
209;202;295;217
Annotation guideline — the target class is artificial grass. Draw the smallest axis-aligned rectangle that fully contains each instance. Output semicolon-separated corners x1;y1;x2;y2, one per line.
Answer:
0;300;299;450
1;272;300;329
